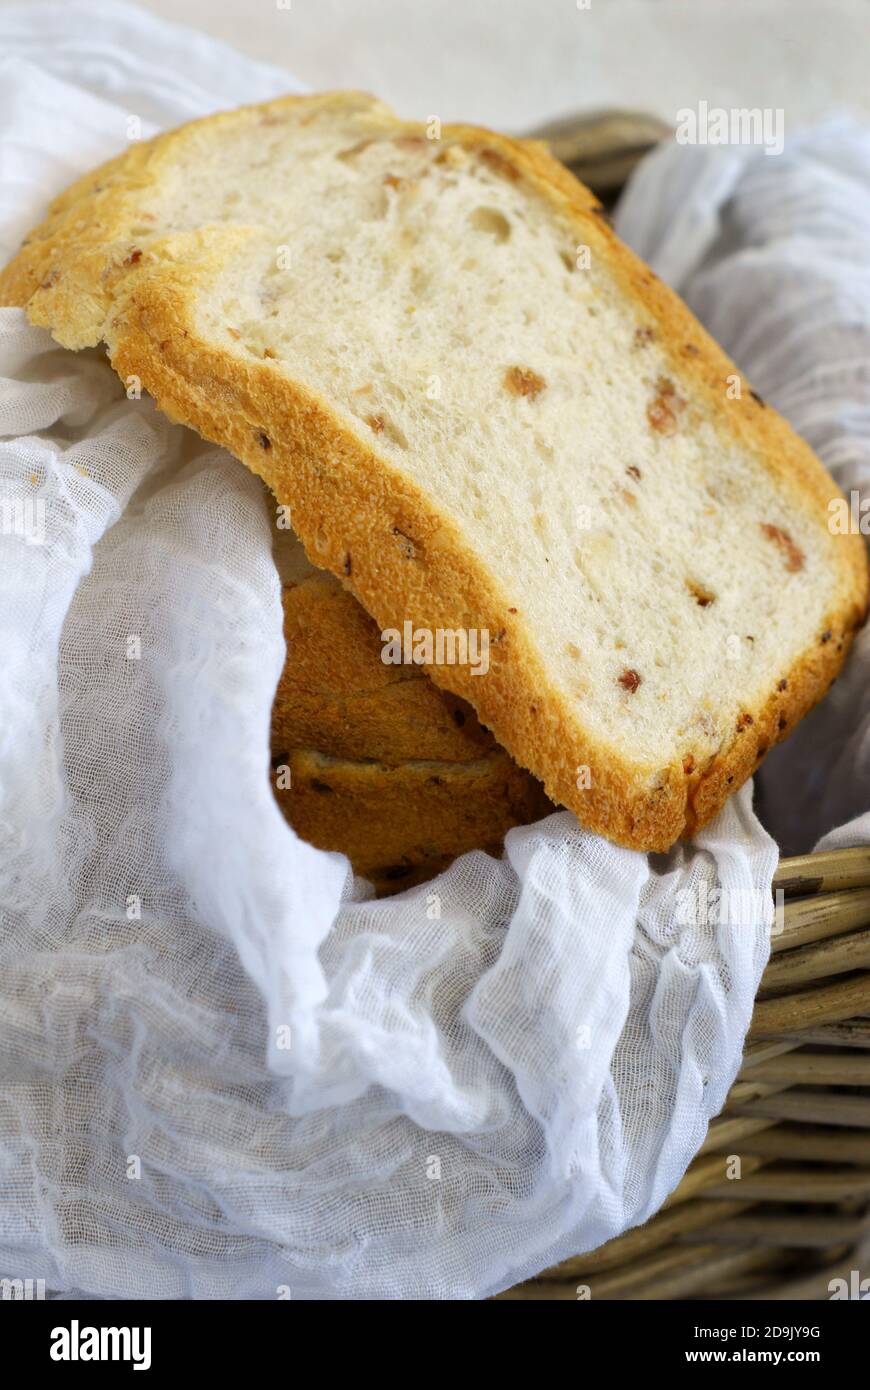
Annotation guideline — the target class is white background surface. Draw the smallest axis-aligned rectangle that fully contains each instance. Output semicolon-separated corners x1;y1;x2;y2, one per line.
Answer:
5;0;866;133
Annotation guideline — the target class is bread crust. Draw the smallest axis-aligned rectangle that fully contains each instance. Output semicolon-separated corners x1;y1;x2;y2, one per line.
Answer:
2;91;866;850
275;747;550;892
273;572;497;763
271;574;551;890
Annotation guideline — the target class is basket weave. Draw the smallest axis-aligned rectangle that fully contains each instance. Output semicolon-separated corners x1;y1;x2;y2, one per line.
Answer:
501;847;870;1300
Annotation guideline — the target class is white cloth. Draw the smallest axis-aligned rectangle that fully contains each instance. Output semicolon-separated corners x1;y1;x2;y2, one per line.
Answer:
5;0;865;1302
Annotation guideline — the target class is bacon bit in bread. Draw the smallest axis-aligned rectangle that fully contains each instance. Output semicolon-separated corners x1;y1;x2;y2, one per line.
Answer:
618;668;641;693
343;553;352;576
257;431;271;450
778;678;788;691
504;366;546;399
686;579;716;608
736;712;754;730
647;377;685;436
682;754;695;775
820;629;832;644
366;413;386;433
626;465;642;481
633;327;655;349
40;268;61;289
750;389;766;407
760;523;804;572
647;398;676;435
123;248;142;266
682;343;700;357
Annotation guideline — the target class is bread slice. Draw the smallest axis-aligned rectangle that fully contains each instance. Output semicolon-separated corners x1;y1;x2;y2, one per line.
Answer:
275;747;548;894
271;526;551;891
2;91;866;849
272;526;498;764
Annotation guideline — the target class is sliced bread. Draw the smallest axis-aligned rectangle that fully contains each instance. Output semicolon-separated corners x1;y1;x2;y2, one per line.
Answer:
2;92;866;849
271;526;550;891
276;746;548;894
272;526;497;764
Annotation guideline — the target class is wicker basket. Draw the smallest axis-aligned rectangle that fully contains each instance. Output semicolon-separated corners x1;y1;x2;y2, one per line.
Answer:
501;847;870;1300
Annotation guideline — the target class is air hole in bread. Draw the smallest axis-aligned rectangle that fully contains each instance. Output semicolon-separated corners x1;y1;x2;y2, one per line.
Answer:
468;206;511;242
410;265;431;296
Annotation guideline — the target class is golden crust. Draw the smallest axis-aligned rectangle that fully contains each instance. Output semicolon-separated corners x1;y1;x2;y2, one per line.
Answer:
273;573;496;763
2;91;866;851
271;574;551;893
274;748;550;894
